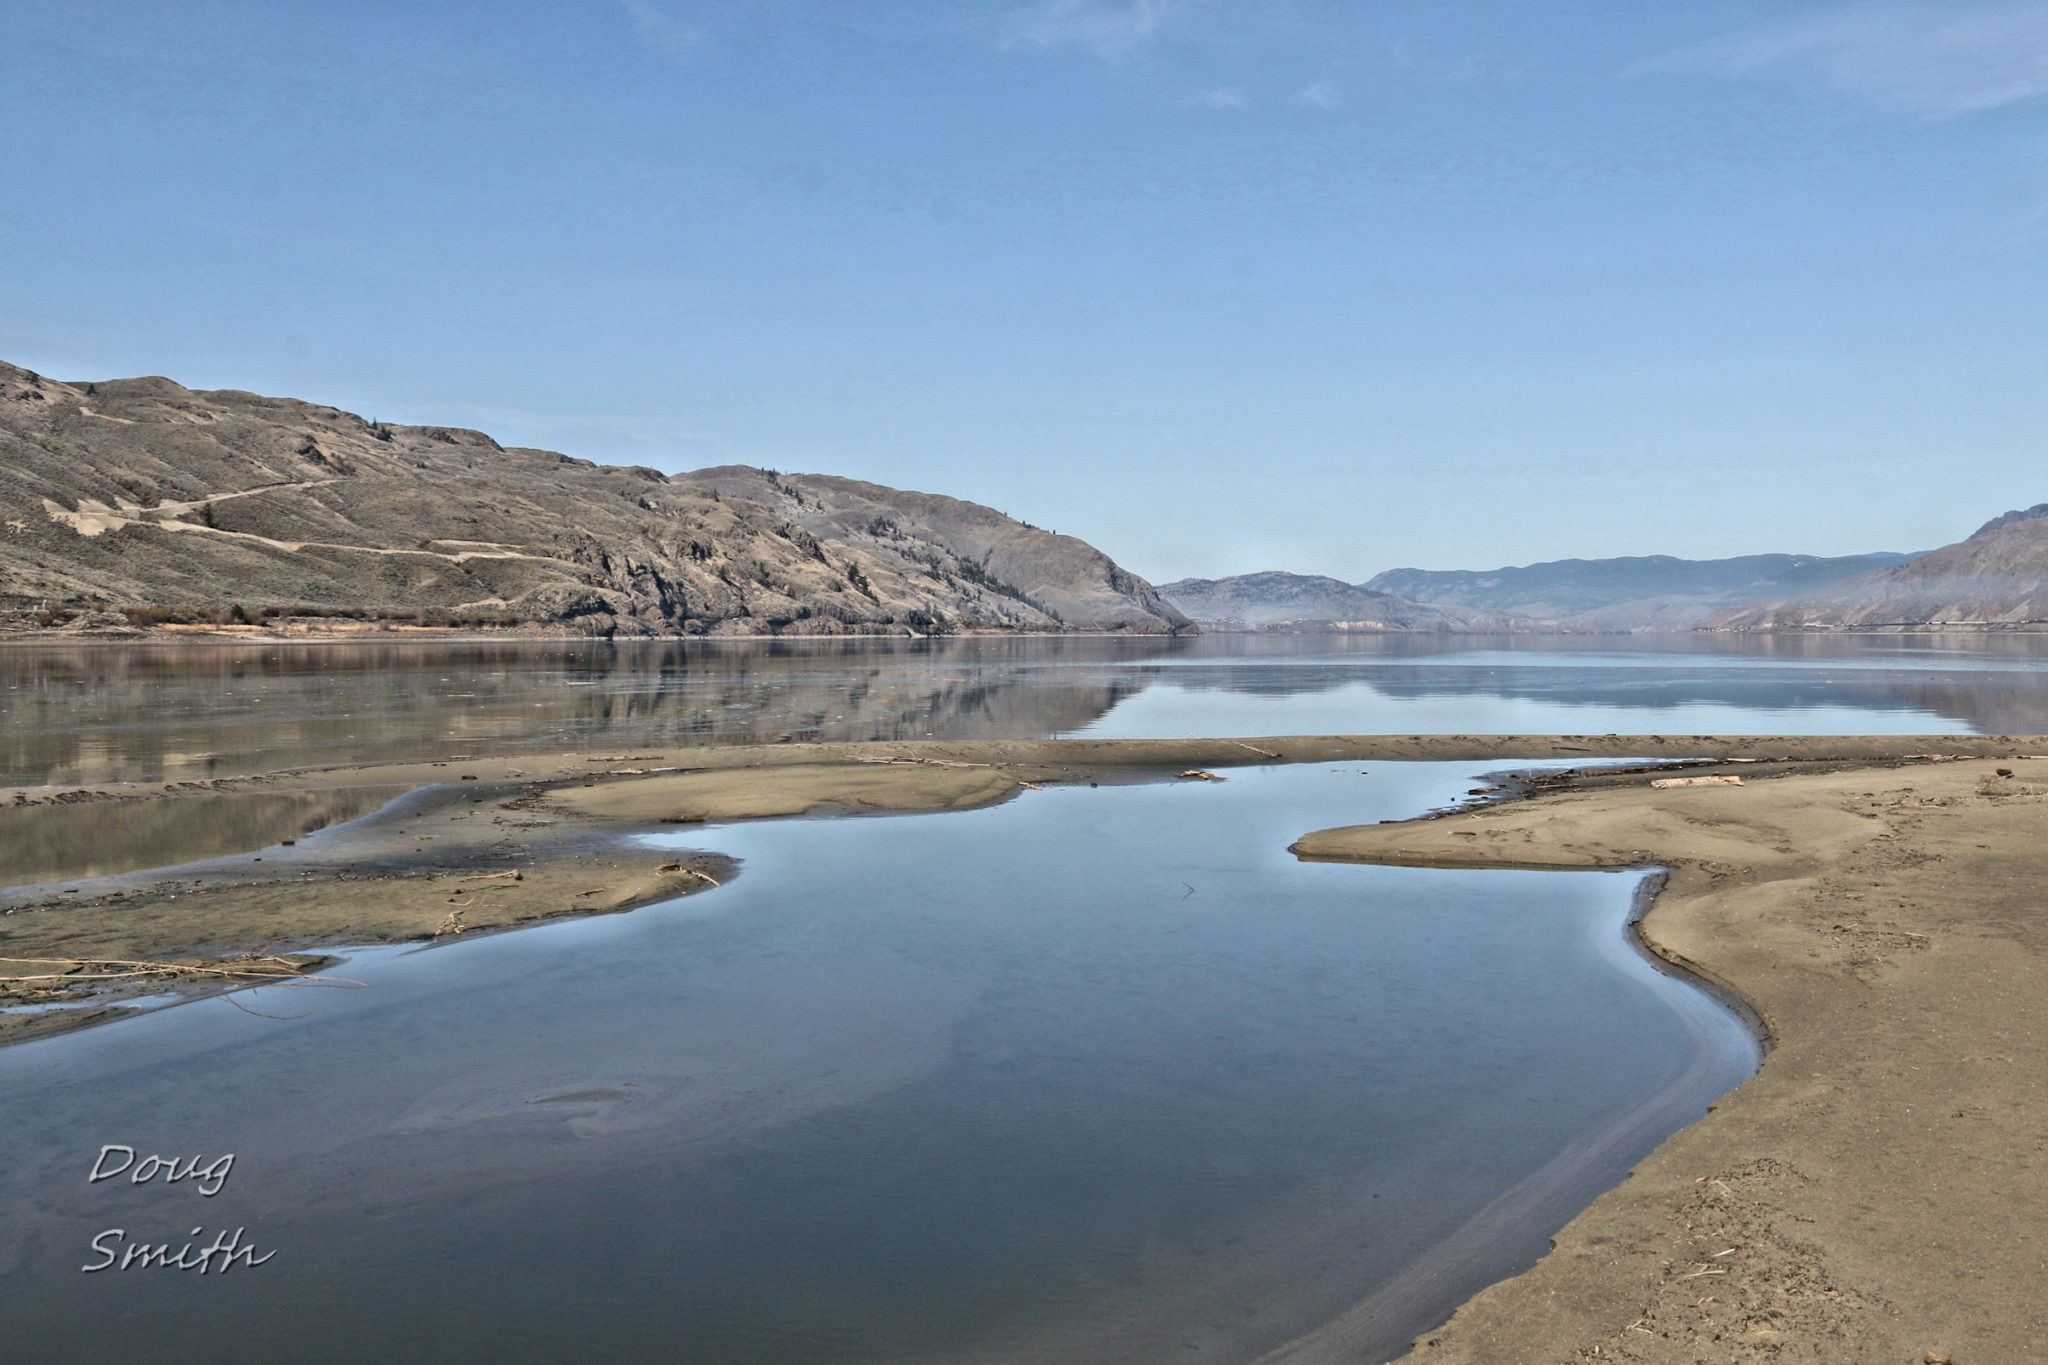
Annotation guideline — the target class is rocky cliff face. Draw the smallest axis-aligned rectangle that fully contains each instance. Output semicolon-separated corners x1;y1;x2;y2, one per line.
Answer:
0;362;1186;636
676;466;1190;635
1705;506;2048;630
1155;572;1537;633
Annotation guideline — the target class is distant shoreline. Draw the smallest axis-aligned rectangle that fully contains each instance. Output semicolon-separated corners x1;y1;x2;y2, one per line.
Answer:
0;623;1188;646
8;620;2048;647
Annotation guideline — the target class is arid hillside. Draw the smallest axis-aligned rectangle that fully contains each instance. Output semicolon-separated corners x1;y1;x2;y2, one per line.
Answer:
1160;553;1923;636
1706;505;2048;630
1367;551;1918;632
0;362;1186;636
1155;571;1537;633
677;465;1190;634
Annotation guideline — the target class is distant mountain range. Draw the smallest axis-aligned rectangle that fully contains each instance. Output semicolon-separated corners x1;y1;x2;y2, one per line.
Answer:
1161;553;1921;634
1153;572;1539;633
0;362;1187;636
1364;552;1920;632
1167;509;2048;634
1705;505;2048;630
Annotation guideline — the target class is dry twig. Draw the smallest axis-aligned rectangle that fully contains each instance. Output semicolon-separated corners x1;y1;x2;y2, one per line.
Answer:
848;755;991;769
0;954;338;985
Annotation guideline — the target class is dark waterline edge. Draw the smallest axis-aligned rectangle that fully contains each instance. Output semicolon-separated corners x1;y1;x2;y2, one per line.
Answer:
0;628;1194;650
1255;862;1765;1364
1623;868;1774;1052
1272;760;1776;1361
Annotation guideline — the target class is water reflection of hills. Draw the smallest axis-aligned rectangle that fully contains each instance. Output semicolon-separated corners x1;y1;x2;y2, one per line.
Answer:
1156;664;2048;732
1140;633;2048;735
8;633;2048;788
0;638;1170;788
1861;681;2048;735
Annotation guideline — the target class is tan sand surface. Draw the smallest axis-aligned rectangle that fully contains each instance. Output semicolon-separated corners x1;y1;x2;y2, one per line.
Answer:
1287;754;2048;1363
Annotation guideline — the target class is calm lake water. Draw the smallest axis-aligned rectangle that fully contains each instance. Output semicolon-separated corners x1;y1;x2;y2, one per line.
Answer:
8;631;2048;789
3;634;2046;1362
0;765;1754;1364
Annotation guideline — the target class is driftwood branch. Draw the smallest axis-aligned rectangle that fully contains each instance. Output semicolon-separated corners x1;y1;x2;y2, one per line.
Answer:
658;863;721;888
850;756;992;769
0;954;323;983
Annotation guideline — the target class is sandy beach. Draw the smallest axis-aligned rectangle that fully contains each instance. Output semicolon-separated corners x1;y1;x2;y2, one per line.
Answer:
5;732;2047;1359
1289;749;2048;1363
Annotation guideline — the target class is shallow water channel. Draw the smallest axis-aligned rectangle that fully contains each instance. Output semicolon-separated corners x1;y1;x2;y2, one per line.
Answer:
0;762;1756;1363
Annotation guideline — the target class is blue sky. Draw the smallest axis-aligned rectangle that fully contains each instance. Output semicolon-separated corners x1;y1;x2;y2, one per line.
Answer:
6;1;2048;581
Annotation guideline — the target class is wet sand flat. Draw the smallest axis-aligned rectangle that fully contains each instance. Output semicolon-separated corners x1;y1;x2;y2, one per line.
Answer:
5;735;2027;1001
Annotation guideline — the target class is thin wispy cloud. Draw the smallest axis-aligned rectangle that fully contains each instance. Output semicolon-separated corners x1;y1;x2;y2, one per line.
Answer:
1000;0;1174;60
622;0;702;57
1290;80;1341;110
1196;87;1249;110
1648;1;2048;118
